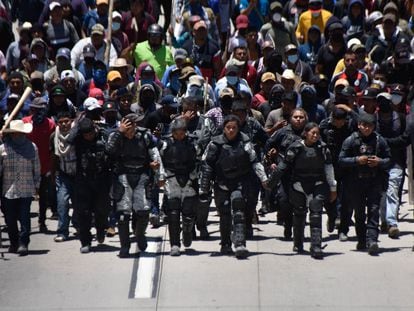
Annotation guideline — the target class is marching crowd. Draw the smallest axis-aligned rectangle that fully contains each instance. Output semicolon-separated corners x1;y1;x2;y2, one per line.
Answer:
1;0;414;259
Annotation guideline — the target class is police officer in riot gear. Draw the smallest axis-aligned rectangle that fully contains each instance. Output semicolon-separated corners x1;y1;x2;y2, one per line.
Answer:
268;123;337;259
231;100;268;238
200;115;268;259
106;114;165;258
319;107;354;232
160;118;199;256
68;117;111;254
264;108;308;238
339;113;391;255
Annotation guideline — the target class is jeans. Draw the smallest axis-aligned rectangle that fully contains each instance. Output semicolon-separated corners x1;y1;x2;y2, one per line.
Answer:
385;165;404;227
56;173;75;238
2;197;32;247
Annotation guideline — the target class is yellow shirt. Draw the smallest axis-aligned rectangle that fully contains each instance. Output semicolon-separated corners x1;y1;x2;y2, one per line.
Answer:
295;9;332;43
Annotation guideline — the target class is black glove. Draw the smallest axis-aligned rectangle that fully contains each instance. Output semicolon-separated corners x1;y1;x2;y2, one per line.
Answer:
199;193;210;203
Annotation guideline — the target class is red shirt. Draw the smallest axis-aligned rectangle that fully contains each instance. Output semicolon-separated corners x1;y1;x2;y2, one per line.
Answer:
23;116;56;175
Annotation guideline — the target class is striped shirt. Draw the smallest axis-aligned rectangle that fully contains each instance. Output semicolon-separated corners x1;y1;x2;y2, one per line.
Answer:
0;141;41;199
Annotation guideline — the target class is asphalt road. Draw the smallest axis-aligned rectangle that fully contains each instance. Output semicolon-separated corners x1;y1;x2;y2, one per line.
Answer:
1;187;414;311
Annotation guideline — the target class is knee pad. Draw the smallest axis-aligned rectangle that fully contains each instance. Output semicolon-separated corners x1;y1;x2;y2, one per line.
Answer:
233;210;245;225
309;197;323;214
289;188;307;215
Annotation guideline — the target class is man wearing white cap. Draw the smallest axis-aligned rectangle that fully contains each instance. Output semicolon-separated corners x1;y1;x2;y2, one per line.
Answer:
1;120;41;256
46;2;79;54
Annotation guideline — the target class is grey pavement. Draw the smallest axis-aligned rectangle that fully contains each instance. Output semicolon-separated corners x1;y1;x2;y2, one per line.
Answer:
1;188;414;311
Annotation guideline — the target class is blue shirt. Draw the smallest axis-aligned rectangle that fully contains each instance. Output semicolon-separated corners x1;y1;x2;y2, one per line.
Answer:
239;0;269;31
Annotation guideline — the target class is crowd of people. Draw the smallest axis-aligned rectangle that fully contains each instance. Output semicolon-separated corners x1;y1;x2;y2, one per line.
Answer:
1;0;414;260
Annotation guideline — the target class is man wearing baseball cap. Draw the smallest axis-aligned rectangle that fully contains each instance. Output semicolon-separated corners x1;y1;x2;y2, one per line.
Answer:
70;23;118;69
46;1;79;55
252;72;276;111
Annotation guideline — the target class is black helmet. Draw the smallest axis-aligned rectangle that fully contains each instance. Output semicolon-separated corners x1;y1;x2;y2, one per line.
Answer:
148;24;163;37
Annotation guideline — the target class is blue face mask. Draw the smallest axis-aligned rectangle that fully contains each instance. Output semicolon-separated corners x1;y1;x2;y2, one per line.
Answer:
112;22;121;32
226;76;238;86
287;54;298;64
93;69;107;86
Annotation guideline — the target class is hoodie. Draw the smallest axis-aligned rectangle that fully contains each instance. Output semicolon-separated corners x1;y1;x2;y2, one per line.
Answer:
341;0;365;39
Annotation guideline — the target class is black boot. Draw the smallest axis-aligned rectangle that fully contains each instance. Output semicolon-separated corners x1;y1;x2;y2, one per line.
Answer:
196;199;210;240
135;212;149;251
310;228;323;259
168;210;181;248
182;216;194;247
233;223;248;259
118;218;130;258
219;213;232;250
293;215;305;253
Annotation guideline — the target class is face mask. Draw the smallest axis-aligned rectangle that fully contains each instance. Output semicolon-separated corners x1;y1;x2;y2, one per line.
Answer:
112;22;121;32
220;99;233;110
141;79;153;86
141;96;154;108
311;11;321;18
31;80;44;92
372;79;385;89
93;69;107;86
33;108;47;125
105;116;117;125
272;13;282;23
330;33;343;43
391;94;403;105
287;54;298;64
11;135;26;144
226;76;238;86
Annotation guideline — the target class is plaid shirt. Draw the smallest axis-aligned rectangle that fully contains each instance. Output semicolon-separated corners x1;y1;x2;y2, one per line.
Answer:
0;141;41;199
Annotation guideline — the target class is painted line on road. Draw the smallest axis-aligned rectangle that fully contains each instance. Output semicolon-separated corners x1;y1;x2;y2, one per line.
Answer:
128;237;162;299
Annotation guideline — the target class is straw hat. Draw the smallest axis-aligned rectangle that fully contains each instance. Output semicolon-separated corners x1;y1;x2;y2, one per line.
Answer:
3;120;33;134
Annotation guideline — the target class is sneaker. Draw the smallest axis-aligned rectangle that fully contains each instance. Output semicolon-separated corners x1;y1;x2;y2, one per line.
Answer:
368;242;379;255
339;233;348;242
220;244;233;255
39;223;48;233
54;235;67;242
118;247;129;258
80;245;91;254
170;245;180;256
235;245;249;259
106;227;116;237
388;226;400;239
17;245;28;256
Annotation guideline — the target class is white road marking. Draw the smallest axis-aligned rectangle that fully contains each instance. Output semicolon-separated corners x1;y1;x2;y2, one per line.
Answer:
134;241;161;298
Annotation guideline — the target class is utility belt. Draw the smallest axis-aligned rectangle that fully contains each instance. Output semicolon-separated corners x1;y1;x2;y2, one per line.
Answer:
119;166;148;176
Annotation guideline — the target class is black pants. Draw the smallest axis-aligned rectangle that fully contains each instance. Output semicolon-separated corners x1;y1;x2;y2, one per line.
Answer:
342;177;381;244
38;174;49;225
75;175;110;247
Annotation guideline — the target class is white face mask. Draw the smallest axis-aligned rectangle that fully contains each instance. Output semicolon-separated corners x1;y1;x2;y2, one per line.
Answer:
372;79;385;89
311;11;321;18
272;13;282;23
112;22;121;32
391;94;403;105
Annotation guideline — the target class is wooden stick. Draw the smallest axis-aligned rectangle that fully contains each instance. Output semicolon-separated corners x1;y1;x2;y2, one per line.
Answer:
104;0;115;67
1;86;32;133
